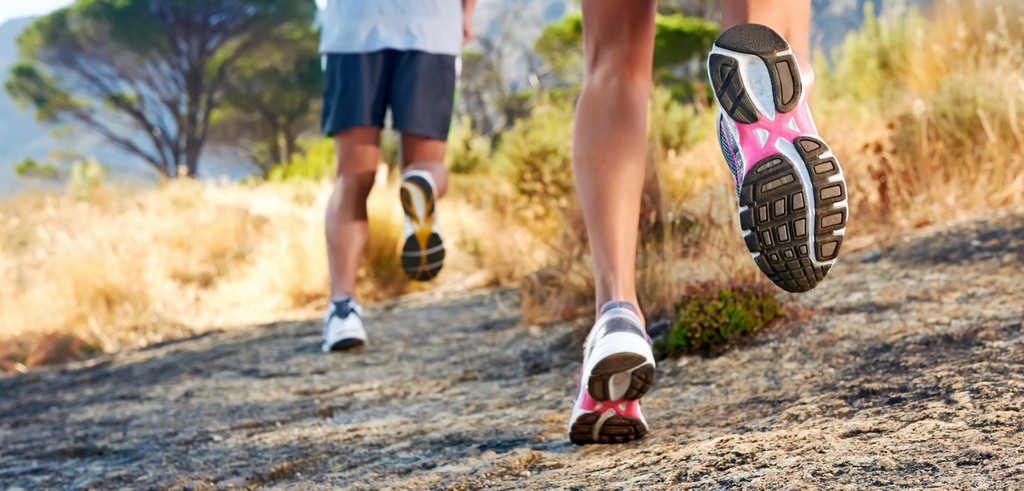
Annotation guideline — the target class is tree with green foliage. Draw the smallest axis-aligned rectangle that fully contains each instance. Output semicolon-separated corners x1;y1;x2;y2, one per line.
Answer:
5;0;317;178
211;23;322;175
535;12;719;91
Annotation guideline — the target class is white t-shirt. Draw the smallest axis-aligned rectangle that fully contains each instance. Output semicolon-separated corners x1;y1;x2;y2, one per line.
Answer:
319;0;463;56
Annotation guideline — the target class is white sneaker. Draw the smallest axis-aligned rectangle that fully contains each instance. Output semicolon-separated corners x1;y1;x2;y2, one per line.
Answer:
568;302;656;444
321;298;366;352
400;170;445;281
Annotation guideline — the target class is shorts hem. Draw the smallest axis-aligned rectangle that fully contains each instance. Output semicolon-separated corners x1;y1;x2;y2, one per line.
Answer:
322;122;382;137
392;125;450;142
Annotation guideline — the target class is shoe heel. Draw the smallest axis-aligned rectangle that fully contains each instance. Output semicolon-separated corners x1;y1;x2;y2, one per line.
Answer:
709;23;804;123
569;410;649;445
587;352;656;402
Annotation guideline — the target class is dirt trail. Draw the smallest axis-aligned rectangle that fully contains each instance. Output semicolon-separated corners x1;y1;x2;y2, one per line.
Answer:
3;209;1024;490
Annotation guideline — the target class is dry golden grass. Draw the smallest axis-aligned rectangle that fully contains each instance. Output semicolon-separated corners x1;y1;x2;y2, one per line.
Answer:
817;0;1024;229
0;166;543;365
637;134;766;317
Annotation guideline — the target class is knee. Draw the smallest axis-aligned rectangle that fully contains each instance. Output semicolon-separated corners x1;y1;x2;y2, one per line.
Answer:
334;169;377;197
585;45;652;94
327;169;376;225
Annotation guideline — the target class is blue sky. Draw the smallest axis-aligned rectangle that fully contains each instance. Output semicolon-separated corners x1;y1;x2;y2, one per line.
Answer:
0;0;70;25
0;0;328;25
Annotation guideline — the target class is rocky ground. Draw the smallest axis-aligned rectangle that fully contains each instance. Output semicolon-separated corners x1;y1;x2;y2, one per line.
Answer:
3;209;1024;491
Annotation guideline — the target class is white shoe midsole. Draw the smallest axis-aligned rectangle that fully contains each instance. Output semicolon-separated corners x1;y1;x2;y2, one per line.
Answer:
584;332;655;378
322;324;367;352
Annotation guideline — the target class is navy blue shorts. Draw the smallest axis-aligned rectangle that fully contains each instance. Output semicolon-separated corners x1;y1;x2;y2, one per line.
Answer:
321;50;456;141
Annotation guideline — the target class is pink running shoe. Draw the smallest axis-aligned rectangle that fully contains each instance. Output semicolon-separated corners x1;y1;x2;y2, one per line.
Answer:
568;302;655;445
709;24;849;293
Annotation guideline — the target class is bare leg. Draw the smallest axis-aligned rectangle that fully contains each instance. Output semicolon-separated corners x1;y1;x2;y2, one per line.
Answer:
575;0;658;317
326;127;381;299
401;133;449;196
721;0;814;95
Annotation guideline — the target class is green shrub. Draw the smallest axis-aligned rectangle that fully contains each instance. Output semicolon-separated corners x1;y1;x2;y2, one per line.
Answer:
661;282;782;355
379;129;401;173
648;85;704;154
536;12;718;74
445;115;491;174
268;131;401;182
497;95;576;225
818;3;925;104
268;137;334;182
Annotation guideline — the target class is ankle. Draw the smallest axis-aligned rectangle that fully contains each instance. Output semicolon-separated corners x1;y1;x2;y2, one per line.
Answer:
403;162;448;196
597;300;645;327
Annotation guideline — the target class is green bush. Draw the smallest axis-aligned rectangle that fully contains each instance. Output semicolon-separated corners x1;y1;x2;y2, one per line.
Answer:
661;282;782;355
818;3;925;104
268;137;334;182
648;85;704;154
497;94;576;224
445;115;491;174
268;132;402;182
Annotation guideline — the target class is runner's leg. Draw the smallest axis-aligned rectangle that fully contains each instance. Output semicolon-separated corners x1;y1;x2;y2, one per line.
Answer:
574;0;658;317
325;127;380;299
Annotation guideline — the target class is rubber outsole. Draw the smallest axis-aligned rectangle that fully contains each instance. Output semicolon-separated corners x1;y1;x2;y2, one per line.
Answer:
569;413;648;445
401;231;444;281
400;182;445;282
737;138;845;292
714;23;790;55
326;338;365;351
587;353;655;402
708;53;759;124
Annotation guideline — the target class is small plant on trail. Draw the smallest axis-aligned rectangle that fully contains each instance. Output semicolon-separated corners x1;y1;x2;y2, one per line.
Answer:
661;282;782;355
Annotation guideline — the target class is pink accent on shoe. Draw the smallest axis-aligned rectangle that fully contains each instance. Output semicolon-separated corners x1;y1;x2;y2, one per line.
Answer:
734;99;819;175
579;390;644;419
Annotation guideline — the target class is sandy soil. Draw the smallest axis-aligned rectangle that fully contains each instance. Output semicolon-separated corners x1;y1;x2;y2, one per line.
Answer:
3;209;1024;490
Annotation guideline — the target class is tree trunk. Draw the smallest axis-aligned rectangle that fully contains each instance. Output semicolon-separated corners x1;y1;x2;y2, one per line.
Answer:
267;132;282;169
263;114;282;174
185;139;201;178
283;130;297;165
